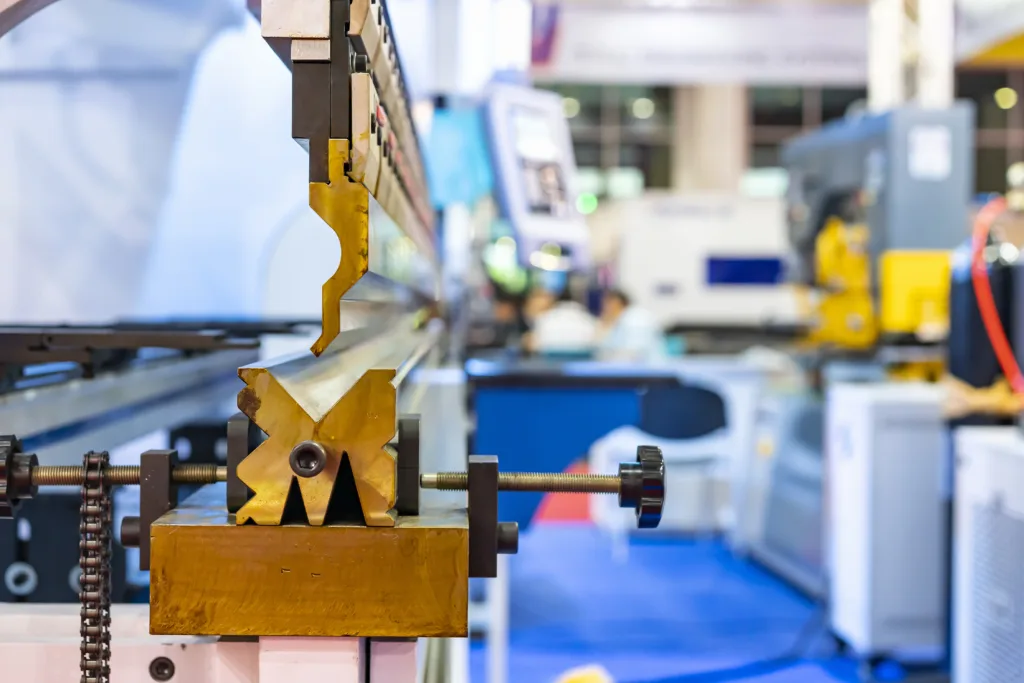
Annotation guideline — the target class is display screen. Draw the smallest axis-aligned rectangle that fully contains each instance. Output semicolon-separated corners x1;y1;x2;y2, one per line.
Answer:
511;106;570;218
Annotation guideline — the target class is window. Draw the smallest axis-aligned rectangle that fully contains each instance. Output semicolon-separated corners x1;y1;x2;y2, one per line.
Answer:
619;144;671;188
556;84;602;128
957;71;1012;130
751;87;803;127
615;85;672;129
821;88;867;123
542;83;673;193
959;69;1024;194
750;72;1024;195
977;147;1009;194
752;144;781;169
572;142;601;168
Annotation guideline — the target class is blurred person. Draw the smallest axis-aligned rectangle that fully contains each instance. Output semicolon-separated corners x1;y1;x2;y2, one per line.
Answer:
492;290;526;348
520;287;553;352
523;287;556;326
596;288;666;362
525;287;598;356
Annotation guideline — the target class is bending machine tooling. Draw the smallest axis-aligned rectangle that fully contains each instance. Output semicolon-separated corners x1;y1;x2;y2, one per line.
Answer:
0;2;667;682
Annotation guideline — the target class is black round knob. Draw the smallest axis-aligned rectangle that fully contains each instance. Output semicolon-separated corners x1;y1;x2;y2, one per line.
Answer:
617;445;665;529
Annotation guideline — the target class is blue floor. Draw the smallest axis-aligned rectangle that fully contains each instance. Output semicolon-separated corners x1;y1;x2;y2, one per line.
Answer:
470;525;862;683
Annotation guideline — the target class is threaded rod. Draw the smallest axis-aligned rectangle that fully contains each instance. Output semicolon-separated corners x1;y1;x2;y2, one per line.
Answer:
421;471;620;495
32;464;226;487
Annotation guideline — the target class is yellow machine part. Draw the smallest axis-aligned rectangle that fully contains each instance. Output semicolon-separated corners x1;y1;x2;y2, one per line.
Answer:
887;360;945;383
878;250;951;339
807;216;878;350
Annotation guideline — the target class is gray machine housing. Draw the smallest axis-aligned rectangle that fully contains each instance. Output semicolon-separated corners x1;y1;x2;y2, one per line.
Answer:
782;103;975;285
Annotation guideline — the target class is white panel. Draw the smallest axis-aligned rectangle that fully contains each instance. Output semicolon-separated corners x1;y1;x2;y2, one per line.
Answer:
827;383;947;656
369;640;418;682
0;604;259;683
259;637;362;683
261;0;329;39
827;385;873;650
952;426;1024;683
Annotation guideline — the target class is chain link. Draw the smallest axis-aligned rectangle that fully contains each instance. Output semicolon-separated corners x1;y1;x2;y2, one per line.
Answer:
79;451;111;683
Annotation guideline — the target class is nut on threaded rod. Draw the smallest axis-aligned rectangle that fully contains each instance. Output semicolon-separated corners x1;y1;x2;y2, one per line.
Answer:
32;464;226;487
421;471;621;494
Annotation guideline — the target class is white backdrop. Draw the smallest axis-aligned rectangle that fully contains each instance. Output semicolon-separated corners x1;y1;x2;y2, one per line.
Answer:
0;0;241;323
136;17;332;321
0;0;439;326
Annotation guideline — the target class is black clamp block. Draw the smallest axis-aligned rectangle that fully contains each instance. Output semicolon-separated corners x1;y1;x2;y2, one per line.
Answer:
468;455;519;579
226;413;260;513
468;455;498;578
395;415;420;517
121;450;178;571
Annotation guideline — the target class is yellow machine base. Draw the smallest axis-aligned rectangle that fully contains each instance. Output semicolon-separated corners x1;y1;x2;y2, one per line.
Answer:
149;485;469;638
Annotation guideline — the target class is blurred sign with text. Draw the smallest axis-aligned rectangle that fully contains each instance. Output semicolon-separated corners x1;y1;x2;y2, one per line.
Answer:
531;2;867;86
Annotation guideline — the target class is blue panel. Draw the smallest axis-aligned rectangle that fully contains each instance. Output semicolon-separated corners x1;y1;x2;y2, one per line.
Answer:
706;257;784;286
473;387;642;529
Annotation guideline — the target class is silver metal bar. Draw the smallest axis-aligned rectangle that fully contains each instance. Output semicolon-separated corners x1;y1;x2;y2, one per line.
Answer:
2;348;257;465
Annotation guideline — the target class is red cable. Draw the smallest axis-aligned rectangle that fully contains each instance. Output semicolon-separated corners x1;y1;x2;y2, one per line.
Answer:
969;195;1024;394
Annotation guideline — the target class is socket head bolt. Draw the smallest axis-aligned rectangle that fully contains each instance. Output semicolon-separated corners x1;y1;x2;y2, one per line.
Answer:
0;435;38;519
617;445;665;529
289;441;328;478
